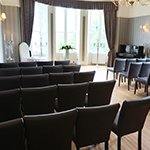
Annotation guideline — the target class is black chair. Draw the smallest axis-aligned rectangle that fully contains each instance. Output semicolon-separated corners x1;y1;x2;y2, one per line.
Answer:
0;118;25;150
135;74;150;96
0;89;22;122
43;65;63;73
134;62;150;95
87;80;116;107
20;67;43;75
63;64;81;72
0;62;19;68
21;85;57;115
0;75;21;91
56;83;88;111
124;58;137;72
19;62;37;67
74;71;95;83
36;61;53;66
24;109;77;150
74;104;120;150
138;62;150;77
0;67;20;76
54;60;70;65
21;74;49;88
49;72;74;85
106;58;126;79
112;97;150;150
118;63;142;90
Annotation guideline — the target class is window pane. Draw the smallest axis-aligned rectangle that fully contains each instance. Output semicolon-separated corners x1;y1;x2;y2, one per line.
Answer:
67;9;76;32
56;7;65;32
56;33;64;52
55;7;80;59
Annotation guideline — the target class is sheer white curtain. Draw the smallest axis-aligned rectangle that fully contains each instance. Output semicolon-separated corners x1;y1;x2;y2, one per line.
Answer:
87;10;109;65
30;2;49;60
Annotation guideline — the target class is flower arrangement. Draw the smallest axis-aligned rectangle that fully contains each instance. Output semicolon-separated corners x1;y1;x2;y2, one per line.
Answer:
60;44;74;50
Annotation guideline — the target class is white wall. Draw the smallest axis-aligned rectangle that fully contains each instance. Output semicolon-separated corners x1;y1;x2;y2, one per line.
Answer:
1;0;20;7
118;4;150;18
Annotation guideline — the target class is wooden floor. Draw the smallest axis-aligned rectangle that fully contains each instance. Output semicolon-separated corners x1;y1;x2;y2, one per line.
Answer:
72;65;150;150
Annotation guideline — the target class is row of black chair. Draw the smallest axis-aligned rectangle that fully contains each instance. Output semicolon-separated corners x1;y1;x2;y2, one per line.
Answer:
107;58;150;80
0;80;115;121
1;96;150;150
0;71;95;91
0;65;81;76
119;62;150;92
0;60;70;68
107;58;150;93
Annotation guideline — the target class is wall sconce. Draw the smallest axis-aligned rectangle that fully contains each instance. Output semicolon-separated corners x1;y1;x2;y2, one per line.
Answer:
140;24;150;32
0;12;6;21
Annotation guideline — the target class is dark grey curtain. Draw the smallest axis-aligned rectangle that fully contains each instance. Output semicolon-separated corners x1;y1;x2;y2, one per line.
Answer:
20;0;35;46
104;3;118;67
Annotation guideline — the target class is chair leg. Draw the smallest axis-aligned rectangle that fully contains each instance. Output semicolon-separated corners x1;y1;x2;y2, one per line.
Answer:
146;84;148;96
105;141;109;150
138;130;142;150
117;136;121;150
128;79;130;91
118;75;121;86
106;70;109;80
113;73;115;80
134;81;138;94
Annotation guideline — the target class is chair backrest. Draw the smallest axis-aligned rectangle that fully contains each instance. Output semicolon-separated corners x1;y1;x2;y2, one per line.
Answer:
57;83;88;111
19;42;30;62
20;67;43;75
0;118;25;150
43;65;63;73
54;60;70;65
113;58;126;72
139;62;150;77
24;109;77;150
87;80;116;107
63;65;81;72
36;61;53;66
127;63;142;78
74;71;95;83
136;58;146;62
146;58;150;62
74;104;120;149
19;62;37;67
21;85;57;115
49;72;74;85
0;89;21;122
124;59;137;72
0;75;21;91
0;67;20;76
0;62;19;68
21;74;49;88
116;97;150;136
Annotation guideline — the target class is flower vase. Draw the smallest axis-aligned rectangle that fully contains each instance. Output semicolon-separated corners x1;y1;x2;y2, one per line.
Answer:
65;50;69;60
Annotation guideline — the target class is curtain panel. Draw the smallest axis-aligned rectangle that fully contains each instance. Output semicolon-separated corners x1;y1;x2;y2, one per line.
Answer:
20;0;35;46
20;0;118;66
103;4;117;67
